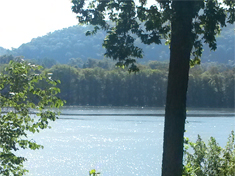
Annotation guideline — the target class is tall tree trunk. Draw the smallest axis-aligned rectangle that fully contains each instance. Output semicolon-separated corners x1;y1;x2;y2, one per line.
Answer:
162;2;194;176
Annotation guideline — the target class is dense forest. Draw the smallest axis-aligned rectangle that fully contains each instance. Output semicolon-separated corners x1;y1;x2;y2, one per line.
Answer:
0;24;234;65
48;62;234;108
1;55;233;108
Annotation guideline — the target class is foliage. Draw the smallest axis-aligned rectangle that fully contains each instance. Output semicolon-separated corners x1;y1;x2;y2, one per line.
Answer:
0;59;64;175
183;131;235;176
89;169;101;176
47;63;234;108
5;58;233;107
0;55;19;64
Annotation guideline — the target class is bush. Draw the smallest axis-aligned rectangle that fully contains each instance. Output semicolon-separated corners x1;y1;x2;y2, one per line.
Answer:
183;131;235;176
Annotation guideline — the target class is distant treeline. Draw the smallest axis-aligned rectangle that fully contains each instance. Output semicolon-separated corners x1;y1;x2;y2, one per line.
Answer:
0;55;233;108
44;62;234;108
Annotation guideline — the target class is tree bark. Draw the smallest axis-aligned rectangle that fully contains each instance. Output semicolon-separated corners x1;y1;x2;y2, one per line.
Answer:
162;2;194;176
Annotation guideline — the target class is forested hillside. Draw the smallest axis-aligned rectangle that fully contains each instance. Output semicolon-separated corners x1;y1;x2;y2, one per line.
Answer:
1;24;234;64
0;47;7;56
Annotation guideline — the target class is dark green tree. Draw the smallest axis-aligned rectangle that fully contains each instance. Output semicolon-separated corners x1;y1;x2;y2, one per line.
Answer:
48;64;79;105
71;0;234;175
0;55;16;64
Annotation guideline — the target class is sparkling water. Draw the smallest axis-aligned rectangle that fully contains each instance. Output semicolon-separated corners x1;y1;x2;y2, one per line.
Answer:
16;107;235;176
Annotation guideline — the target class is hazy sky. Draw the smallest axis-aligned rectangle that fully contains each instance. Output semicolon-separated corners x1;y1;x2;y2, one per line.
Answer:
0;0;78;49
0;0;159;50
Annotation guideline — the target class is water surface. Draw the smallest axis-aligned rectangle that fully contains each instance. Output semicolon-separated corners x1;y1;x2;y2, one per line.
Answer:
17;107;234;176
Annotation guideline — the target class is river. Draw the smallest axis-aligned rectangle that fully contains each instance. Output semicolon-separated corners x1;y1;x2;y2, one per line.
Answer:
17;107;235;176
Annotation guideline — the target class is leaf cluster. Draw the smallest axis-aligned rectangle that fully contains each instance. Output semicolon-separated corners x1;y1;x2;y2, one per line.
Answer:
0;60;64;175
183;131;235;176
89;169;100;176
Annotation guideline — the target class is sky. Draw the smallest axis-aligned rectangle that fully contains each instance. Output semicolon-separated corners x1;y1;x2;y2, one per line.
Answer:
0;0;78;49
0;0;159;50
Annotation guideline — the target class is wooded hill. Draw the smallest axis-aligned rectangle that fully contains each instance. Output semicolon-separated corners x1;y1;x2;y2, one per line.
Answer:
1;24;234;65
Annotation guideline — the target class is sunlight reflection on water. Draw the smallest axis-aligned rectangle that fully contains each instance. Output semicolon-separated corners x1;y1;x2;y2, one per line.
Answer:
16;107;234;176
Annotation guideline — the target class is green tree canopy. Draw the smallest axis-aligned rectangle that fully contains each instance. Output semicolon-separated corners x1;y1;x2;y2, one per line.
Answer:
71;0;234;175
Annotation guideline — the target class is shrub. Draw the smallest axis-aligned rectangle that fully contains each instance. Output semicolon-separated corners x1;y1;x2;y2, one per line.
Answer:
183;131;235;176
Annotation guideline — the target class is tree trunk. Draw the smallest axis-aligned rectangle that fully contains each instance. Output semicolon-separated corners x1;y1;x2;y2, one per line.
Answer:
162;2;194;176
